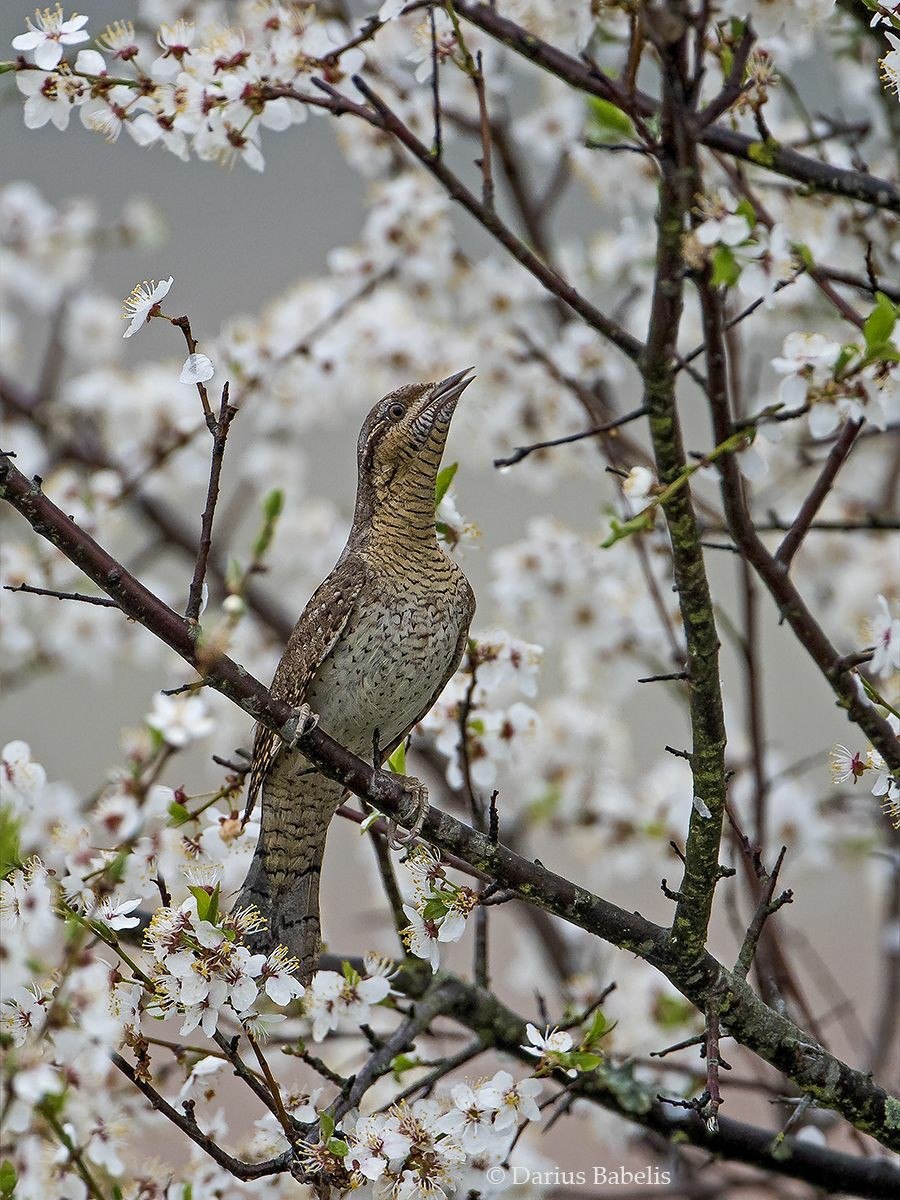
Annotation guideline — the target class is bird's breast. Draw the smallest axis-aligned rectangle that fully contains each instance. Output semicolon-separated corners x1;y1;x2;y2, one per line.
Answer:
304;580;467;757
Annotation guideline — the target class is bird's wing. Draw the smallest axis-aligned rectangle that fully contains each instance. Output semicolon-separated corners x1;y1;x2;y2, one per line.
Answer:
243;554;367;821
382;578;475;763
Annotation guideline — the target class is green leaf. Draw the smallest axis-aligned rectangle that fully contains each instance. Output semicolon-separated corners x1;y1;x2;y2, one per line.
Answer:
0;807;22;879
833;344;859;376
225;555;244;593
586;96;636;141
565;1050;603;1072
263;487;284;521
710;245;740;288
584;1008;616;1047
319;1112;335;1141
747;139;777;167
328;1137;349;1157
434;462;458;508
654;993;696;1029
390;1053;420;1080
188;886;212;922
863;291;897;351
167;800;193;827
0;1160;16;1200
422;897;448;921
341;960;361;985
387;742;406;775
735;198;756;229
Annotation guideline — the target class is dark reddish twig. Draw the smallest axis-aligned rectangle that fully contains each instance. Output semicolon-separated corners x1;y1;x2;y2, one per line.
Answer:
493;404;649;467
185;384;236;625
775;419;864;567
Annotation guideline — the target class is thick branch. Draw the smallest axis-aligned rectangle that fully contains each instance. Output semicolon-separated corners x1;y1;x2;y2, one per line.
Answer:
641;11;729;965
391;961;900;1199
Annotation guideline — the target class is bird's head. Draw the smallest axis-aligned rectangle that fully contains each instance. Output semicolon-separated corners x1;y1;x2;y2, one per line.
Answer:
355;368;474;514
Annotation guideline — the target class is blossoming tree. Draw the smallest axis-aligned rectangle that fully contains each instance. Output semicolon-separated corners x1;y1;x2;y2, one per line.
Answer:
1;2;899;1197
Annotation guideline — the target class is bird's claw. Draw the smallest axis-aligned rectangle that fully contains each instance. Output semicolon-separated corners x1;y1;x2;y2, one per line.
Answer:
279;703;318;748
387;775;429;850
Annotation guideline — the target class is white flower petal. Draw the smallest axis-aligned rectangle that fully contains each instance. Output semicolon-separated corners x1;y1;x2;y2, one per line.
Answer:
179;353;215;385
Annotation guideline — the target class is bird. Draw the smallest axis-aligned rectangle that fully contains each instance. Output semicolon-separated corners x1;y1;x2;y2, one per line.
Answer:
236;369;476;980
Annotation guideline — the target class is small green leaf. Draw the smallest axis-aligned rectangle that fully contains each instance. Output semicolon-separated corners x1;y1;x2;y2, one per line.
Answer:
387;742;406;775
0;807;22;879
565;1050;603;1072
584;1008;616;1047
167;800;193;827
0;1160;17;1200
390;1053;420;1080
710;245;740;288
747;139;777;167
587;96;636;141
328;1137;349;1157
319;1112;335;1141
863;291;897;351
225;555;244;593
654;993;696;1029
263;487;284;521
735;198;756;229
188;886;212;922
434;462;458;508
341;959;361;985
422;897;448;921
833;344;859;376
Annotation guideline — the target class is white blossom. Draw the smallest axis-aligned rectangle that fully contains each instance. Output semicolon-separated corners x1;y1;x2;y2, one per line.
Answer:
869;595;900;678
179;352;215;385
121;276;173;338
12;6;89;71
145;691;215;747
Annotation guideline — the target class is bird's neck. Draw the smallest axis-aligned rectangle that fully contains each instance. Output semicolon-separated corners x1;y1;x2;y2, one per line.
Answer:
351;466;439;558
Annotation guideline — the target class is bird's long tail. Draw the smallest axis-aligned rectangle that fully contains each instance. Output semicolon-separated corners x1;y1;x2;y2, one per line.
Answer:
236;755;343;983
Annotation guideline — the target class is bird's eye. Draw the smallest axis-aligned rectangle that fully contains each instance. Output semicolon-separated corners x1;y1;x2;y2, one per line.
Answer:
388;402;406;421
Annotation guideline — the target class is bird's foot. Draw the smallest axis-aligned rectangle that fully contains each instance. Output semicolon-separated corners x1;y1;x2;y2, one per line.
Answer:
387;774;430;849
279;703;319;748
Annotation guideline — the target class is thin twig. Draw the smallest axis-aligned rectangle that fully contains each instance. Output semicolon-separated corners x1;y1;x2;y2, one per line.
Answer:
4;581;118;607
774;418;864;567
736;846;794;979
493;405;650;468
185;383;237;624
110;1052;292;1180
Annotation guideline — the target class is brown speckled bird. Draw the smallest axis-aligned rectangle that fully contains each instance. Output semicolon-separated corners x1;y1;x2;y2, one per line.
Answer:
237;370;476;978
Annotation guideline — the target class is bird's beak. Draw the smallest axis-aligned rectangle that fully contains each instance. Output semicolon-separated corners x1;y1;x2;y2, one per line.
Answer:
425;367;476;418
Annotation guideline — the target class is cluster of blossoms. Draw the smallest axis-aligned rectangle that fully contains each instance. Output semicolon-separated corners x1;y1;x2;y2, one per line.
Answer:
832;714;900;821
335;1067;542;1195
688;189;797;306
143;888;304;1036
770;297;900;439
420;631;542;794
400;846;480;971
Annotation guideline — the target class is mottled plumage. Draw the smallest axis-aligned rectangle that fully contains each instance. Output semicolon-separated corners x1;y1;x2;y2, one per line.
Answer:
237;371;476;979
